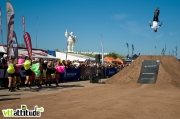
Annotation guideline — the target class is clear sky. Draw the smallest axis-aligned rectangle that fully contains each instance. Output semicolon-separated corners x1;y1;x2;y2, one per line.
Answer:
0;0;180;58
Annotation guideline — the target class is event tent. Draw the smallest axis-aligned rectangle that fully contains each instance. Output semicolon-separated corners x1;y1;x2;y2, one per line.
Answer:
55;52;90;61
0;45;58;59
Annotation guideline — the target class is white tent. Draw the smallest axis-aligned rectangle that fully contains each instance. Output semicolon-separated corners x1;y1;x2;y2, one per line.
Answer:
17;48;58;59
0;45;6;53
55;52;95;61
0;45;58;59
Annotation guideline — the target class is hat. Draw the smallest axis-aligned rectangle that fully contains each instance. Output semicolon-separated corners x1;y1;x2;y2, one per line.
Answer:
3;54;7;58
35;58;39;62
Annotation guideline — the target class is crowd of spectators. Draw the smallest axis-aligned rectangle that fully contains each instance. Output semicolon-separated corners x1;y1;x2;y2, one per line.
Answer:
0;53;129;78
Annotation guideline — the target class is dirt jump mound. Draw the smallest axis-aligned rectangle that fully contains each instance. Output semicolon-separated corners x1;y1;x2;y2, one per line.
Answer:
105;55;180;89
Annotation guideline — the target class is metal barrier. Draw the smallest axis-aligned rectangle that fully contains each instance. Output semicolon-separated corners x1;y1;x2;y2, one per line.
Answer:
0;67;120;87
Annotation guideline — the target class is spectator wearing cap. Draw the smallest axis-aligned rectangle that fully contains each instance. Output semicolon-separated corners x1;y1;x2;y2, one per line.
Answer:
42;60;47;70
0;55;3;68
2;54;8;68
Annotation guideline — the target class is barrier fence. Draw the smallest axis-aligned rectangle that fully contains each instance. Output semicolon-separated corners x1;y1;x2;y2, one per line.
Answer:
0;67;120;87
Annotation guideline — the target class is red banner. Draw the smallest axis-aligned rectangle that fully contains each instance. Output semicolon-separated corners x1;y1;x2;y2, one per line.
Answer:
23;32;32;59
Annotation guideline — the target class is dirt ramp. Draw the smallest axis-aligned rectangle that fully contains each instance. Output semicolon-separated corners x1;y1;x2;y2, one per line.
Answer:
105;55;180;89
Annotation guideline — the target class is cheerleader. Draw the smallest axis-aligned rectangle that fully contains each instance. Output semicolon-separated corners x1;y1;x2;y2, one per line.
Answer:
24;57;32;89
54;60;61;86
45;61;53;86
7;59;15;92
14;58;23;90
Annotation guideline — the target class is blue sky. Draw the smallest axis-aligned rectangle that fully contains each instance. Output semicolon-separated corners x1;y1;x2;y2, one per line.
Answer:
0;0;180;58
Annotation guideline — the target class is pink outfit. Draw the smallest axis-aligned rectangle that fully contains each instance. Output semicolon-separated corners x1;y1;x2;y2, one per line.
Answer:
7;61;10;66
56;66;65;73
18;58;25;64
15;66;19;73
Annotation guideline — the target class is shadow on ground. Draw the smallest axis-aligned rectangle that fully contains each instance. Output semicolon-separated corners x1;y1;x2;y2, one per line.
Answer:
39;84;85;91
0;98;21;101
0;94;21;97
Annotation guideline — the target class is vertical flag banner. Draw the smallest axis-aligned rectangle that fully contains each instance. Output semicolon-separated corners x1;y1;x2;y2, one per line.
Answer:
23;32;32;59
0;7;2;31
6;2;14;61
12;31;18;58
175;46;177;57
0;7;3;44
132;44;134;56
22;16;25;33
0;7;2;34
126;43;129;57
126;43;129;49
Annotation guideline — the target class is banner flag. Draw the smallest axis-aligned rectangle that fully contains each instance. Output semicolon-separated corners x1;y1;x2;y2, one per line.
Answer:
22;16;25;33
12;31;18;58
132;44;134;51
0;7;3;44
0;7;2;34
6;2;14;61
126;43;129;48
23;32;32;59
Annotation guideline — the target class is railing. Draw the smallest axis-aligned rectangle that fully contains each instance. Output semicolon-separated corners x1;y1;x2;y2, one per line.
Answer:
0;67;121;87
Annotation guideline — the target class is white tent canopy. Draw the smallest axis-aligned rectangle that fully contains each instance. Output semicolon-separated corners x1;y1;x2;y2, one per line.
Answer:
55;52;95;61
0;46;58;59
0;45;6;53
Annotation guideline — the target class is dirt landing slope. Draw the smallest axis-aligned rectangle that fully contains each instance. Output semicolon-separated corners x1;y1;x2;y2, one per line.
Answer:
106;55;180;89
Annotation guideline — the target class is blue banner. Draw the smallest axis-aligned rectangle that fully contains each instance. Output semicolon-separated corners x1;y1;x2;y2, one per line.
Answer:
60;68;81;81
105;68;117;77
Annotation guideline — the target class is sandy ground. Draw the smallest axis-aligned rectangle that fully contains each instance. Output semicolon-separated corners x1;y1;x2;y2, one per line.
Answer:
0;80;180;119
1;56;180;119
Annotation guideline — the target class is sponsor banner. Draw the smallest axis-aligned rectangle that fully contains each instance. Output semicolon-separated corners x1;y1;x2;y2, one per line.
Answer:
105;68;117;77
60;68;80;81
23;32;32;59
6;2;14;61
0;7;2;34
12;31;18;58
